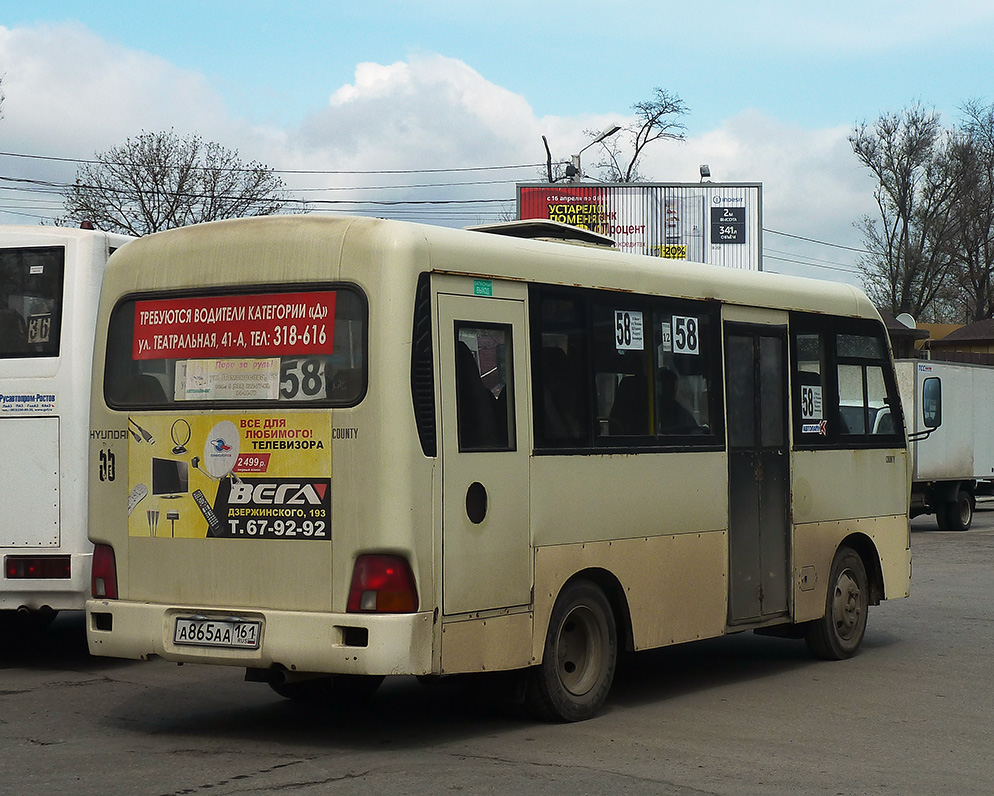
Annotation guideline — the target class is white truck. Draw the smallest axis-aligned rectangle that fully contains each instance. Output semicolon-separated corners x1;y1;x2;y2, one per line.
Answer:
895;359;994;531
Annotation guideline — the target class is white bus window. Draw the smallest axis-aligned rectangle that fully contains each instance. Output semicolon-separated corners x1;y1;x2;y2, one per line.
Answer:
0;247;64;358
103;287;366;407
454;324;514;451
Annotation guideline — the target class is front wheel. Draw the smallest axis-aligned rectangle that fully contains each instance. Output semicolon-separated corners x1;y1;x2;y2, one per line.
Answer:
805;546;869;660
525;579;617;722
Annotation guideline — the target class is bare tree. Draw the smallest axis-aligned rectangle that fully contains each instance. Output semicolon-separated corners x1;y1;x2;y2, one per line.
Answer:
540;88;689;184
58;130;298;236
947;100;994;321
851;104;963;321
588;88;689;182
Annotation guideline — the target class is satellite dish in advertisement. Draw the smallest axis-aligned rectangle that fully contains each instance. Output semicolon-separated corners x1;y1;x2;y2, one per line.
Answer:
203;420;240;479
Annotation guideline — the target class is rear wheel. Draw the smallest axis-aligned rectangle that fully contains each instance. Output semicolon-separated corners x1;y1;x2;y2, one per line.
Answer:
269;674;384;707
525;579;617;722
805;546;868;660
938;490;973;531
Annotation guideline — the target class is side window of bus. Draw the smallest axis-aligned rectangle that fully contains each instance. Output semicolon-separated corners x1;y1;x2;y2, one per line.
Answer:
454;325;514;452
793;332;829;440
791;316;902;446
654;310;712;436
593;302;715;441
530;284;720;450
594;303;652;437
0;247;64;359
531;291;590;448
837;334;892;438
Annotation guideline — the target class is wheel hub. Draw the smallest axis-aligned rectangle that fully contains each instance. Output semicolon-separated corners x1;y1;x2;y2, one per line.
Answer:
832;569;862;640
557;605;604;696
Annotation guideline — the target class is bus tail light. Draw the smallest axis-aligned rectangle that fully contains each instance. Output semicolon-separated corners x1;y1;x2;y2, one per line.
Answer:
91;545;118;599
347;555;418;613
5;555;71;579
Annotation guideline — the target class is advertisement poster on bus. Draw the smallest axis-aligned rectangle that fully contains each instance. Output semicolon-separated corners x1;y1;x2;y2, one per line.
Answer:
126;412;332;541
517;183;762;270
132;290;337;362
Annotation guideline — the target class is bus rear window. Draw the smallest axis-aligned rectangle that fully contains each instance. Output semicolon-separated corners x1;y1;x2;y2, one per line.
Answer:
0;246;64;359
104;287;366;407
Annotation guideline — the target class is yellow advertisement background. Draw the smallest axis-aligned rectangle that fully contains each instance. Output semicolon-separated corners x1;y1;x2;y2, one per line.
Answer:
127;412;331;539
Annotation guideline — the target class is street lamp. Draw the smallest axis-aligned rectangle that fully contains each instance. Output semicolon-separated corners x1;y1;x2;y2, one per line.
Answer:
567;125;622;182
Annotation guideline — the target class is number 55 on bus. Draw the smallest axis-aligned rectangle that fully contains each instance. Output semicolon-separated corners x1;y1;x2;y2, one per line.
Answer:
86;215;911;721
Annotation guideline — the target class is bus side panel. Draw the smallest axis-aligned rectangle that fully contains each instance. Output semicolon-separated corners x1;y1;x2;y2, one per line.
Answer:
529;452;728;653
1;416;59;547
791;448;909;526
530;452;727;547
792;515;912;623
791;448;910;622
440;612;534;673
533;532;728;657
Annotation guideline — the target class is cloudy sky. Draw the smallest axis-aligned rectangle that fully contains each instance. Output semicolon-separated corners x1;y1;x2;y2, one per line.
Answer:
2;1;993;285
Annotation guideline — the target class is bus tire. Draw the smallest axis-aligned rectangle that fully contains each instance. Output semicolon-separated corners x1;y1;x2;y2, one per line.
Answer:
269;674;384;707
805;546;868;660
525;579;617;722
939;490;973;532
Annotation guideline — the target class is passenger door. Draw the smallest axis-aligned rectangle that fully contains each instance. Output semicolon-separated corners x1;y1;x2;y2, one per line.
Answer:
438;289;531;615
724;324;790;624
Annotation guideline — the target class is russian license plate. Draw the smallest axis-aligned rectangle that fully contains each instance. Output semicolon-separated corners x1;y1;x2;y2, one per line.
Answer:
173;616;261;649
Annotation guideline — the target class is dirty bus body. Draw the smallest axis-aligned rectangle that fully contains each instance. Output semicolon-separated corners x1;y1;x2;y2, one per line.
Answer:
86;215;911;721
1;225;132;623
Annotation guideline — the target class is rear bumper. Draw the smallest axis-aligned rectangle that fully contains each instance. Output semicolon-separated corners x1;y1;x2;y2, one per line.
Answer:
86;599;434;676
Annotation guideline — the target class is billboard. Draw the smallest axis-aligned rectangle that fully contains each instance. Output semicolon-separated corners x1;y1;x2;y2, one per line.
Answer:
517;182;762;270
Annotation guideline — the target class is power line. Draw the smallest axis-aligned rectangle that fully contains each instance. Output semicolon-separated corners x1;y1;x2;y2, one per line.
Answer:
765;227;868;255
763;246;861;274
0;150;876;268
763;253;861;276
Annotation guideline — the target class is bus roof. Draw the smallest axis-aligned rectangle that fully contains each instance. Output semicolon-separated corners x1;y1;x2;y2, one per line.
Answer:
104;214;879;322
0;224;134;249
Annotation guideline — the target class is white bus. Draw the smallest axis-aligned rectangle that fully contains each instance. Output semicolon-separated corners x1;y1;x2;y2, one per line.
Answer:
86;215;911;720
1;225;132;626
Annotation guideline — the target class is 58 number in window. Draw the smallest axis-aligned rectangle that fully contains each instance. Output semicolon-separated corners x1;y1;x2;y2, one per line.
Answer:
614;310;644;351
671;316;699;355
280;357;327;400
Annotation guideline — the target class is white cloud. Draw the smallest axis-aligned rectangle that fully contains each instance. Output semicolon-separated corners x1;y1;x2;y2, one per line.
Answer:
293;54;541;170
0;23;236;155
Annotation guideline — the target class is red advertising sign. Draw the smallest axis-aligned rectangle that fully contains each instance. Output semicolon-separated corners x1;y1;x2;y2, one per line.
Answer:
132;291;337;360
519;186;606;230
